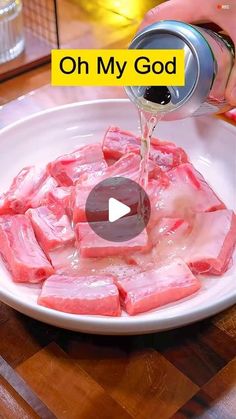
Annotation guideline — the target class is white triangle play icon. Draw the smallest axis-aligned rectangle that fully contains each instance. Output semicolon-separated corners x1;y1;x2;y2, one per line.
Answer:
108;198;131;223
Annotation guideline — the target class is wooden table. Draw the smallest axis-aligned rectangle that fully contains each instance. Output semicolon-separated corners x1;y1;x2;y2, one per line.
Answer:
0;1;236;418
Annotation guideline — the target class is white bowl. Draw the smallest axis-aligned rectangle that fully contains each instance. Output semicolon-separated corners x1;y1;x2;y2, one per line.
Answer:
0;99;235;335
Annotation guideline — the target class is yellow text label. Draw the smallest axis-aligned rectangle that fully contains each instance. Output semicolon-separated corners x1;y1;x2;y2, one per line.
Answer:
51;49;185;86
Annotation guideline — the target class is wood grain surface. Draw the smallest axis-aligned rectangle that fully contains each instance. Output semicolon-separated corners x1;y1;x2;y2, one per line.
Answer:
0;1;235;418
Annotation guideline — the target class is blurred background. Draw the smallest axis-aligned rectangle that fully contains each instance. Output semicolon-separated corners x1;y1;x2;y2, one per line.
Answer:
60;0;165;48
0;0;165;103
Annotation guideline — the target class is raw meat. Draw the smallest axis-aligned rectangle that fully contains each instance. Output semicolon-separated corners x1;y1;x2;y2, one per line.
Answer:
149;217;191;246
185;209;236;275
76;219;148;258
117;259;201;315
149;163;225;223
38;274;121;316
76;256;143;281
0;193;14;215
73;153;143;223
129;210;236;275
72;184;93;223
102;126;188;170
47;186;73;216
78;153;143;186
0;124;234;317
0;215;54;283
49;244;142;279
150;137;188;170
27;204;75;253
47;144;107;186
127;218;191;269
72;153;163;223
29;176;58;208
102;126;139;159
49;244;80;276
0;166;57;215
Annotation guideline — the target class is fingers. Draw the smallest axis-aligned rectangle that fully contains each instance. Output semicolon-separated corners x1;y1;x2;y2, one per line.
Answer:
139;0;209;31
225;61;236;106
139;0;236;107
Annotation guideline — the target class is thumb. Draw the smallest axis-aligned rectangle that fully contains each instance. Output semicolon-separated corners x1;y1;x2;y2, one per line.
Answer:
225;61;236;106
139;0;209;31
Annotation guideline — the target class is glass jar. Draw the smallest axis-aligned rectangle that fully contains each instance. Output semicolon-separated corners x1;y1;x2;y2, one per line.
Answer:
0;0;25;64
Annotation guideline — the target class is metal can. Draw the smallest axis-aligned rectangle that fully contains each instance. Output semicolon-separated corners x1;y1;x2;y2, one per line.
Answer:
125;20;235;120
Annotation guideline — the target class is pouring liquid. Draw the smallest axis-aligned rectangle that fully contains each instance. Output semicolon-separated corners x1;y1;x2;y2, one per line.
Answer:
139;110;160;188
138;86;172;188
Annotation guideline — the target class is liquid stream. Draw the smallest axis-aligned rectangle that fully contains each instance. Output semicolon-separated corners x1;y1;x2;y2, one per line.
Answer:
139;110;162;189
137;86;172;221
138;86;172;188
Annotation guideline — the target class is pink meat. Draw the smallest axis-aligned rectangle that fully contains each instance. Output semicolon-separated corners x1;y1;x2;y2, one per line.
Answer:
102;126;140;159
72;153;163;224
38;274;121;316
78;153;142;186
72;153;143;223
47;144;107;186
72;184;93;223
149;163;225;223
73;183;140;224
49;243;142;279
117;259;200;315
29;175;58;208
76;256;143;281
0;166;57;215
46;186;73;215
0;193;15;215
102;126;188;170
149;217;191;246
78;152;165;186
150;137;188;170
0;215;54;283
27;204;75;253
49;244;79;275
75;219;148;258
185;210;236;275
127;218;191;269
130;210;236;275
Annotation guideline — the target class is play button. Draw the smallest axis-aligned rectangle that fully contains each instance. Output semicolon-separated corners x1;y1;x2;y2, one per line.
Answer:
85;176;151;242
108;198;131;222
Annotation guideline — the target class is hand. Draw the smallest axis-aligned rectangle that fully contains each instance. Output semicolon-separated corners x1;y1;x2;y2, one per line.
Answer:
140;0;236;106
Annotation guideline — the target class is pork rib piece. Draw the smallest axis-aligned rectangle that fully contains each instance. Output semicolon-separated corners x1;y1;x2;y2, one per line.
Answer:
72;153;163;224
149;163;225;223
117;259;201;315
49;245;80;275
47;143;107;186
102;126;139;160
127;217;191;270
72;153;143;223
47;186;73;217
76;219;148;258
0;215;54;283
129;210;236;275
0;166;57;215
102;126;188;170
27;204;75;253
49;242;142;279
185;209;236;275
77;152;161;187
38;274;121;316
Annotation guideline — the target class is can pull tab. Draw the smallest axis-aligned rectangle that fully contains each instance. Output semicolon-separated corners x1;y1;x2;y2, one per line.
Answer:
143;86;172;105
